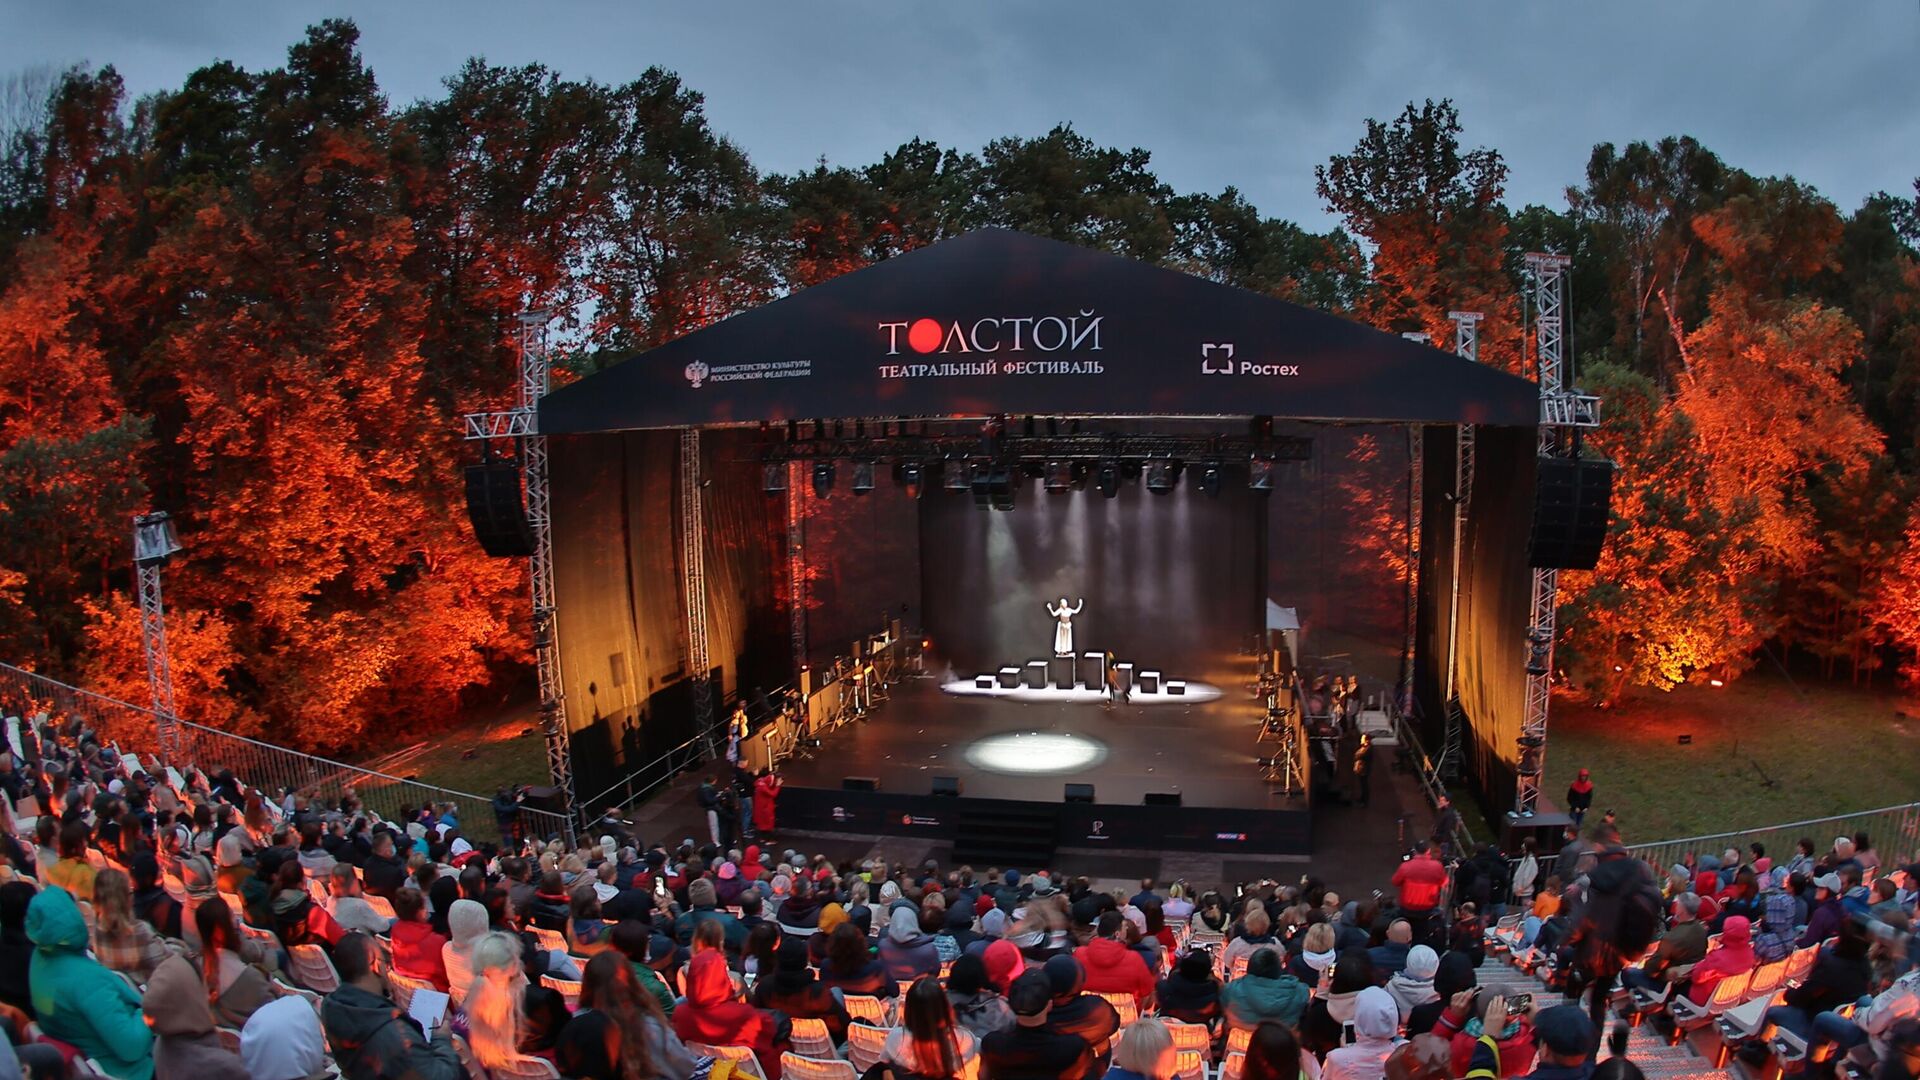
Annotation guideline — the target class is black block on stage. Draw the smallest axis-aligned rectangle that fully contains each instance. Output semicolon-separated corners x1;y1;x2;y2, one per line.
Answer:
1144;792;1181;807
842;776;880;791
1064;783;1095;803
931;776;961;796
464;462;534;557
1529;456;1613;570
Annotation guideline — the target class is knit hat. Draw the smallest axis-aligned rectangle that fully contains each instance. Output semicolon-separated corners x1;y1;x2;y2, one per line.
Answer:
980;908;1009;937
983;938;1024;995
1008;970;1052;1016
770;873;791;897
688;878;718;908
974;893;996;917
1004;869;1021;887
718;862;738;880
1043;953;1084;998
1403;944;1440;981
879;881;901;903
818;903;848;935
1029;873;1058;897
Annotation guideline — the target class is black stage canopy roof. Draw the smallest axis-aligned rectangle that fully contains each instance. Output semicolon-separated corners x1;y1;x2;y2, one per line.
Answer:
541;228;1540;433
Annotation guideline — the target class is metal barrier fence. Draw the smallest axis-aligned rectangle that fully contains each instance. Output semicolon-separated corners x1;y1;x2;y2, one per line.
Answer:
1625;801;1920;877
0;662;571;846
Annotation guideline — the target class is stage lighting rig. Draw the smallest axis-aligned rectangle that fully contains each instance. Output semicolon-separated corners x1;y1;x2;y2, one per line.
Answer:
943;457;972;491
1199;460;1222;497
1097;461;1121;498
896;461;927;499
1044;461;1073;493
851;460;876;495
762;463;788;493
1248;456;1275;491
1146;459;1179;494
812;461;835;498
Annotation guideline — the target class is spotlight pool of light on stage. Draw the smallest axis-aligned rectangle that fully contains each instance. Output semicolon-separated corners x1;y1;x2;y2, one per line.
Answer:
963;731;1108;775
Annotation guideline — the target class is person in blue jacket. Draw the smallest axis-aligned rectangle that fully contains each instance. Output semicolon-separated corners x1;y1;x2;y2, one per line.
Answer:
28;886;153;1080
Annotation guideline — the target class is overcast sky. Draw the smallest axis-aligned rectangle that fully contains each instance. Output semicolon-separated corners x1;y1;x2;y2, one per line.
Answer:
6;1;1917;229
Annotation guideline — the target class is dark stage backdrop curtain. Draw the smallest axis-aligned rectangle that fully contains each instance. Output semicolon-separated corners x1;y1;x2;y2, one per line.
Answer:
797;481;921;674
1454;426;1536;812
920;477;1259;677
1414;425;1460;748
548;431;783;803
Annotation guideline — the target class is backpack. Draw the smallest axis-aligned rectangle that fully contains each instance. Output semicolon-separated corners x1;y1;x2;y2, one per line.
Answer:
1581;854;1664;967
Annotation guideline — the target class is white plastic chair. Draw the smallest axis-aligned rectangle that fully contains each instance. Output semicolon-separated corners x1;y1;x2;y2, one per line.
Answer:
788;1016;836;1059
689;1044;769;1080
780;1054;858;1080
290;943;341;993
541;973;582;1011
844;1022;888;1072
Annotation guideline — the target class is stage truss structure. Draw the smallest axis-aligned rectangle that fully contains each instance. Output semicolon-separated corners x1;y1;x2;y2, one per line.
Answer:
1398;333;1430;703
1439;311;1483;784
1517;254;1600;817
785;460;808;677
463;313;577;843
132;512;183;760
680;427;718;758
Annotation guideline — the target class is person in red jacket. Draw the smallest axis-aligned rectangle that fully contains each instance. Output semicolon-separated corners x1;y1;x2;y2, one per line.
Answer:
1394;841;1450;940
1684;915;1757;1004
753;769;782;838
673;950;789;1077
1076;911;1155;1006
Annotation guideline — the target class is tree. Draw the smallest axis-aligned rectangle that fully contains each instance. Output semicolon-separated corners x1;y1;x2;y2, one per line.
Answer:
1875;503;1920;689
1316;99;1520;371
76;590;255;745
1168;187;1365;310
974;124;1174;262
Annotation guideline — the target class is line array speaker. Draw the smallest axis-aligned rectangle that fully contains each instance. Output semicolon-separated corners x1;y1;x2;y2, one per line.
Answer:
464;462;534;558
1529;456;1613;570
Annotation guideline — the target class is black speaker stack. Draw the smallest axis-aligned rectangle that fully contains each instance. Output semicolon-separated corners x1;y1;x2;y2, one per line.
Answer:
464;462;535;558
1529;457;1613;571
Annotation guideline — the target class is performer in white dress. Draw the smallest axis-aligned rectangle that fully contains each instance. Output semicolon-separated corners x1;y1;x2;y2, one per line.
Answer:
1046;597;1084;657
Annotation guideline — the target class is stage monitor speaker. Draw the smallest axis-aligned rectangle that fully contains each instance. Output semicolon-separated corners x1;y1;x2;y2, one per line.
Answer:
520;785;563;815
1529;456;1613;570
841;776;880;792
1064;783;1095;803
463;462;534;557
931;776;961;797
1144;792;1181;807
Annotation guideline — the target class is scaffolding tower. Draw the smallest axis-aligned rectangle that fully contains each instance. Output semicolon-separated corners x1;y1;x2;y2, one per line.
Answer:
463;314;577;843
1439;311;1482;783
681;428;718;757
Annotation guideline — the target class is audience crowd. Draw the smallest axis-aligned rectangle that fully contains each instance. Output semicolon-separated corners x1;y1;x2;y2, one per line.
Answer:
0;703;1914;1080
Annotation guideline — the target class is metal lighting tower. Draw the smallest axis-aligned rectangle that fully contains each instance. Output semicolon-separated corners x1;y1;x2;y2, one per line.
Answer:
1515;255;1600;817
1400;332;1430;699
463;313;576;842
786;460;809;679
1440;311;1482;782
132;512;184;759
680;427;717;757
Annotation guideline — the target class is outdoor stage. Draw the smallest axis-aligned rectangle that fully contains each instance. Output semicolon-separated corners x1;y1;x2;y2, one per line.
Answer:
771;666;1314;857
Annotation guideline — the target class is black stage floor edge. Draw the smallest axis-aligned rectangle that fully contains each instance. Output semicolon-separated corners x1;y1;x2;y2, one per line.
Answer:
773;664;1311;856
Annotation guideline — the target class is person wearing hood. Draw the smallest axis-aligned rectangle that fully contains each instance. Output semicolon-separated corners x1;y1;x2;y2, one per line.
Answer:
441;897;490;1003
142;955;249;1080
1302;950;1377;1059
1682;914;1756;1004
1040;954;1120;1076
751;938;851;1044
1155;948;1223;1029
1431;986;1536;1078
1565;769;1594;828
1387;944;1441;1023
239;993;331;1080
980;937;1024;997
776;875;824;942
322;932;461;1080
1222;947;1310;1033
1079;910;1156;1006
936;903;979;961
1322;985;1406;1080
881;904;941;982
674;950;787;1078
946;952;1016;1039
28;885;154;1080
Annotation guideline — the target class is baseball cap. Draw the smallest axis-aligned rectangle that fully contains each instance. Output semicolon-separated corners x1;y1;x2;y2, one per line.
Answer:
1814;873;1842;892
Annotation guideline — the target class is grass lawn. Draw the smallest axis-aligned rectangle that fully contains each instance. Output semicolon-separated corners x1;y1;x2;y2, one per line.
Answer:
355;697;552;797
1544;667;1920;844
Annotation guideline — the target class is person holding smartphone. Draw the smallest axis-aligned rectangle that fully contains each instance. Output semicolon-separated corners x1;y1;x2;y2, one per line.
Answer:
321;932;463;1080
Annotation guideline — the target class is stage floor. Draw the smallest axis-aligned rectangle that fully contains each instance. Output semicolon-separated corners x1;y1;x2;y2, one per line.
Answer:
777;662;1307;811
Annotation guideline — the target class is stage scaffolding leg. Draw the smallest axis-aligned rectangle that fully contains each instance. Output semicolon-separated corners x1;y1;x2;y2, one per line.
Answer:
1440;311;1482;784
515;314;577;844
786;460;808;681
681;427;718;760
1517;256;1572;818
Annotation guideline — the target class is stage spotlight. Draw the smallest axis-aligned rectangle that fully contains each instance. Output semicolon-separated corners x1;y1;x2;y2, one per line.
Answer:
897;461;926;499
1146;459;1178;494
943;458;972;492
1097;462;1120;498
1199;460;1222;497
1044;461;1073;493
811;461;835;498
1525;628;1552;676
851;460;875;495
762;462;788;494
1248;457;1275;491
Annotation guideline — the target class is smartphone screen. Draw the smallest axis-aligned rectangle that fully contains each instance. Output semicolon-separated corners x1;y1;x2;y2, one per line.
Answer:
655;875;668;897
